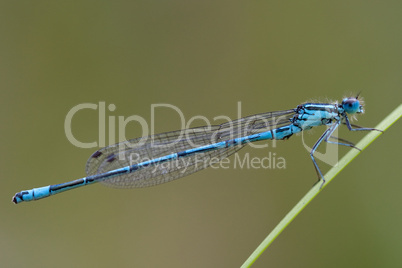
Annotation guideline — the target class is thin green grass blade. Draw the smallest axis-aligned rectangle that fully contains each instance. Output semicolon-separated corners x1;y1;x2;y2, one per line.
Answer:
241;104;402;268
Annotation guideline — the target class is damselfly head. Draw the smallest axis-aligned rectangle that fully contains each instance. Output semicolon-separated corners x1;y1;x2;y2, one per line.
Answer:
342;97;364;114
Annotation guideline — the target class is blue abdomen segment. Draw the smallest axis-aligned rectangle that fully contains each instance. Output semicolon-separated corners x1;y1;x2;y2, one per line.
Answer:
13;177;101;203
12;186;51;203
12;167;132;203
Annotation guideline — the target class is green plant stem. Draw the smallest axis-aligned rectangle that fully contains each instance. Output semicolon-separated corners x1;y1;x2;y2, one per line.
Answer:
241;104;402;268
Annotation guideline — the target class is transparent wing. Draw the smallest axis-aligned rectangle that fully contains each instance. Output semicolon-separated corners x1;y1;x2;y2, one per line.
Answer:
85;109;295;188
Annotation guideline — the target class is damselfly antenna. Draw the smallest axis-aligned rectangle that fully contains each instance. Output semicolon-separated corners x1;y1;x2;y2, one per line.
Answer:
356;91;361;99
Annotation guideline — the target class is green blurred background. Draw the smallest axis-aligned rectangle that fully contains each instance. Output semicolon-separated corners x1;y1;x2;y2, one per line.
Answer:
1;1;401;267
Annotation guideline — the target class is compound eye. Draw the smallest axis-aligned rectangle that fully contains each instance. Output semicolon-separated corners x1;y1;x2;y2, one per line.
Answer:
342;97;360;114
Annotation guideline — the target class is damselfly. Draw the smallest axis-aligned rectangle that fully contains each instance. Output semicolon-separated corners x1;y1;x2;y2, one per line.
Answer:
12;95;380;204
